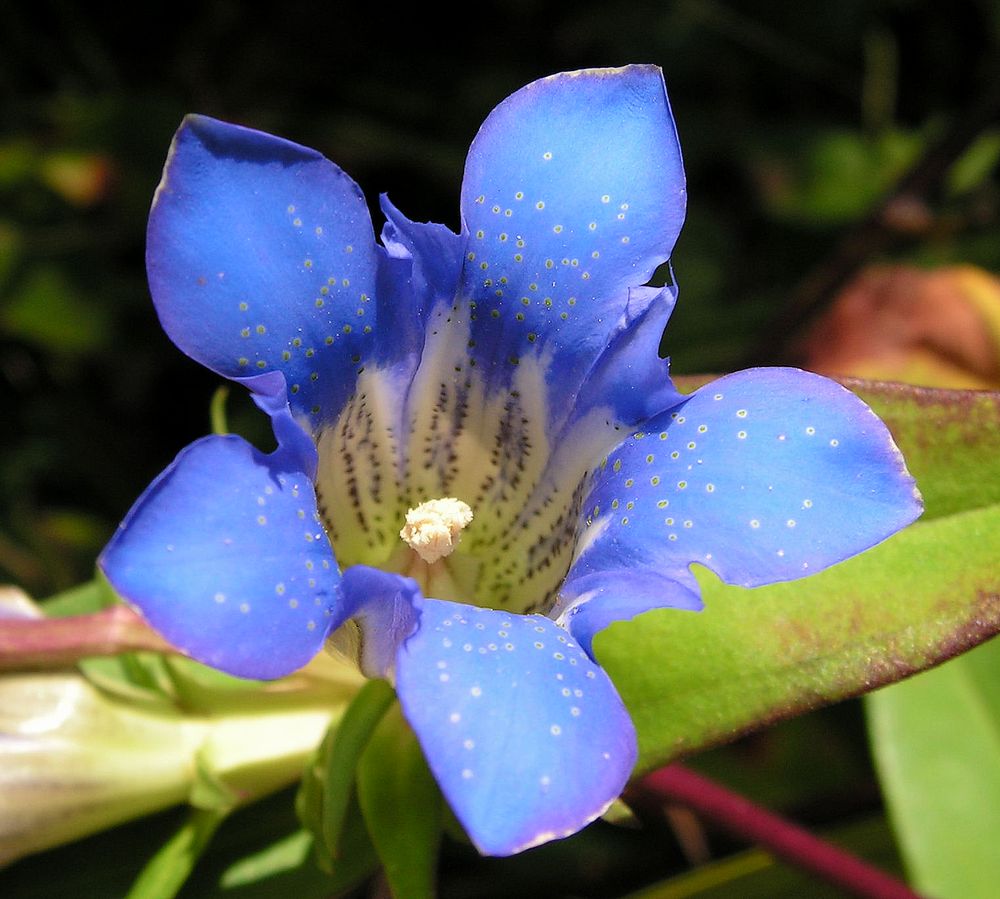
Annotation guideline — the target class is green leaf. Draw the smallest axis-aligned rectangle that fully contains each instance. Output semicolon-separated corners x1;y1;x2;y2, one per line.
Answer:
867;638;1000;899
215;825;376;899
296;677;395;866
598;500;1000;772
124;807;228;899
357;702;442;899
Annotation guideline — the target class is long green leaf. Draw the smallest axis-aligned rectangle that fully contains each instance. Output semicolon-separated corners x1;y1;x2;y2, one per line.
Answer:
867;638;1000;898
598;501;1000;771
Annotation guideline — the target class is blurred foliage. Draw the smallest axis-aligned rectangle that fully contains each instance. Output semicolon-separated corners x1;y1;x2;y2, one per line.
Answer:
2;1;999;896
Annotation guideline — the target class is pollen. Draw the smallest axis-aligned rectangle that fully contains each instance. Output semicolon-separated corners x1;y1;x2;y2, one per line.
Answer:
399;497;474;564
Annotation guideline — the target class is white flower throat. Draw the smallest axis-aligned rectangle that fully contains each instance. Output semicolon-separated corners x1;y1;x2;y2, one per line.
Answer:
312;317;624;614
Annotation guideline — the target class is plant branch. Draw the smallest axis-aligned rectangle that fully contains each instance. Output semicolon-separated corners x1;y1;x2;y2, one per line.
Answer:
629;763;922;899
0;606;173;670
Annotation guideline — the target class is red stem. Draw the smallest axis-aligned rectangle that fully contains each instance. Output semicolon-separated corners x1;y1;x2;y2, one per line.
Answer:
635;764;922;899
0;606;173;670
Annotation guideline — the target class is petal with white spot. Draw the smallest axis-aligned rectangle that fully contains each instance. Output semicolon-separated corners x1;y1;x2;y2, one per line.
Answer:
99;434;341;679
569;368;923;589
147;115;381;426
458;66;685;414
396;598;636;856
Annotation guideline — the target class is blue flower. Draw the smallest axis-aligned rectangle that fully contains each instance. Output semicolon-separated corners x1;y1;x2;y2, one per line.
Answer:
99;66;921;856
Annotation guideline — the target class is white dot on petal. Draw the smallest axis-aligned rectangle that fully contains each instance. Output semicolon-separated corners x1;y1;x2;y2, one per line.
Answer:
470;686;482;697
464;739;475;750
449;712;461;723
550;725;562;736
462;769;473;780
750;519;761;529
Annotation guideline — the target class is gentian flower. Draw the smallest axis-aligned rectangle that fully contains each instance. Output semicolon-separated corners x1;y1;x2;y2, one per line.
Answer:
99;66;921;856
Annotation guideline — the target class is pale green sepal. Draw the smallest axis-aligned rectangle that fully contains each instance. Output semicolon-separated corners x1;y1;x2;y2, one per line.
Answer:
296;677;395;869
357;702;442;899
125;806;229;899
210;384;230;435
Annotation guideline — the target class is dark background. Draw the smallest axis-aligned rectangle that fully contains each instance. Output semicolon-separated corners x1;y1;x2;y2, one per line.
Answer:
3;0;998;596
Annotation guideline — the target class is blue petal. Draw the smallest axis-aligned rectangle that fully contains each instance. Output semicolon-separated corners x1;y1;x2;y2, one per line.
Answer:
379;195;465;328
395;599;636;855
569;368;923;589
336;565;422;678
147;115;381;426
99;435;341;679
565;283;684;434
458;65;685;404
554;568;703;659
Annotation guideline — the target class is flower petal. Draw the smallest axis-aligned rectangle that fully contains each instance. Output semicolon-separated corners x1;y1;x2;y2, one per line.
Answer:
565;283;684;434
395;598;636;856
568;368;923;589
99;435;341;679
554;568;703;659
147;115;381;426
380;195;466;326
458;65;685;407
335;566;422;678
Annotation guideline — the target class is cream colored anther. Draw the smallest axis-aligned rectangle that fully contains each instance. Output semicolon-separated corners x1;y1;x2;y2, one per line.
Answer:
399;498;474;564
